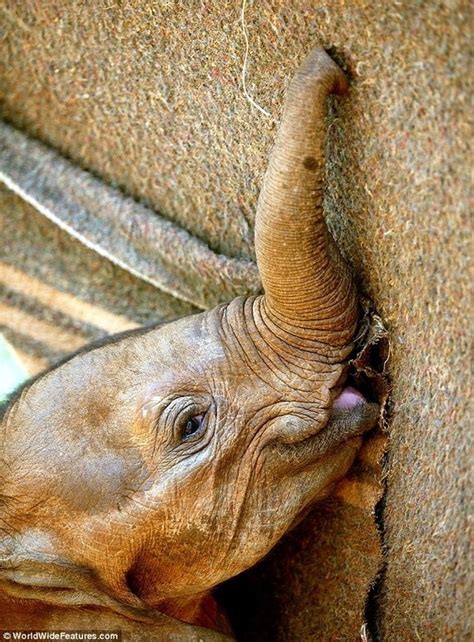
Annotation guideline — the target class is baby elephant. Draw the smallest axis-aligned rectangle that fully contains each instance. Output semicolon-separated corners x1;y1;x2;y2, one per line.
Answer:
0;48;378;639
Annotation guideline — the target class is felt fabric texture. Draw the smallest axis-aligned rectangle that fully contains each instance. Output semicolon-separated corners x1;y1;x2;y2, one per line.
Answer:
0;122;260;310
0;186;197;371
0;1;470;640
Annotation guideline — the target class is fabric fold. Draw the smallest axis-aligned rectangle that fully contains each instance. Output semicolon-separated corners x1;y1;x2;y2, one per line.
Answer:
0;121;261;310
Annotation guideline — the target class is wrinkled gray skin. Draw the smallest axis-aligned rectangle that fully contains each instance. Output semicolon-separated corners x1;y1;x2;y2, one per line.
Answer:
0;48;378;637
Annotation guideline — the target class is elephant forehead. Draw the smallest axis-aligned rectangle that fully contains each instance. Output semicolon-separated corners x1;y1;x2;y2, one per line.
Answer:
150;311;227;366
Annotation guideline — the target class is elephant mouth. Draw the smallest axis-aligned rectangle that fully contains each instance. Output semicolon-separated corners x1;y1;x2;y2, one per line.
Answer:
332;386;367;410
268;387;379;471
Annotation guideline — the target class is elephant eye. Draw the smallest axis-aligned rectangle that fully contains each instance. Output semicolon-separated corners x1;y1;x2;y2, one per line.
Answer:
181;413;205;441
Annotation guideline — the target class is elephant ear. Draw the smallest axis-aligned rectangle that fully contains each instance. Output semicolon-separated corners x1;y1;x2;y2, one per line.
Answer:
0;554;231;641
255;47;358;349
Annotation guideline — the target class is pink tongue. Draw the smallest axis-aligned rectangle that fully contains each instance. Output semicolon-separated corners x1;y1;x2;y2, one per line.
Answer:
333;386;366;410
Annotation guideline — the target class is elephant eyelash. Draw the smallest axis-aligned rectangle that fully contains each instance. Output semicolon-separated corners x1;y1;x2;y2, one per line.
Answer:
167;398;212;448
151;395;215;453
179;412;207;442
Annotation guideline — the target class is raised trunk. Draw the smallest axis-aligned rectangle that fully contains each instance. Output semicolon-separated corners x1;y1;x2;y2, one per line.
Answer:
255;48;357;348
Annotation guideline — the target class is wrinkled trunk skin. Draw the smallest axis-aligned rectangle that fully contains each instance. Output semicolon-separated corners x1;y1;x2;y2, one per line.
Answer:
255;48;357;348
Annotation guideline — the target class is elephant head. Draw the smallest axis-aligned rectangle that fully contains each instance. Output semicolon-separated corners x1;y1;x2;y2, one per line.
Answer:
0;48;378;633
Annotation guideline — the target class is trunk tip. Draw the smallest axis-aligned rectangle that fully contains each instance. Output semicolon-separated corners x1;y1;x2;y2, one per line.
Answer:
296;46;349;96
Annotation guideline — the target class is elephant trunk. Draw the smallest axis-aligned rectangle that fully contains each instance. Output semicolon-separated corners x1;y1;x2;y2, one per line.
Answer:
255;48;357;348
